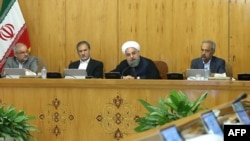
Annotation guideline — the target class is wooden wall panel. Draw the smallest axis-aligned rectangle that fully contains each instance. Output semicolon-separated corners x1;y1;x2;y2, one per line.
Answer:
187;0;229;68
118;0;173;71
118;0;229;73
229;0;250;78
19;0;66;72
65;0;118;72
15;0;248;77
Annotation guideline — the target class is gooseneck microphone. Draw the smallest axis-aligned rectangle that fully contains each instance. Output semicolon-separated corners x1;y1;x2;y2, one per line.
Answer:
121;65;131;79
180;93;248;131
121;62;135;78
218;93;248;110
131;67;137;78
232;93;248;103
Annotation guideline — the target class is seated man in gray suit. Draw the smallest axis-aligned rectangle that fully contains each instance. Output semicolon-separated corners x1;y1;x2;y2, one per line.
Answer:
3;42;38;73
191;40;226;76
68;40;103;78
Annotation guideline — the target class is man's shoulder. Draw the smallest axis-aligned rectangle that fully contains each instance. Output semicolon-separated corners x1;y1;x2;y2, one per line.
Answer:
28;56;38;60
140;56;154;62
90;58;103;65
212;56;225;62
192;57;201;61
5;57;15;62
6;56;15;60
69;60;80;65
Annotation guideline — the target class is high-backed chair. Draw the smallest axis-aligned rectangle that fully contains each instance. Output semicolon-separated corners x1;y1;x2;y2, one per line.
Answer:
154;60;168;79
225;63;233;77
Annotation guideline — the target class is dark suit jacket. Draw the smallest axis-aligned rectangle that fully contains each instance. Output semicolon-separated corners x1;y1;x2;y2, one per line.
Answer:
68;58;103;78
111;56;161;79
191;56;226;73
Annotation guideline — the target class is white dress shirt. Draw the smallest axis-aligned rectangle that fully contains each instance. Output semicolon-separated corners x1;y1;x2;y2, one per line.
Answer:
78;58;90;69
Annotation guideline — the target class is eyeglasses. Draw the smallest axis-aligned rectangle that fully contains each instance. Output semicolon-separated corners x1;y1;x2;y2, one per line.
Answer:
17;50;28;55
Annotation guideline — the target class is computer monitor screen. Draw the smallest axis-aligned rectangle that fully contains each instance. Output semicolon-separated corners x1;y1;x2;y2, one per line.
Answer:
160;125;185;141
200;111;224;137
232;101;250;125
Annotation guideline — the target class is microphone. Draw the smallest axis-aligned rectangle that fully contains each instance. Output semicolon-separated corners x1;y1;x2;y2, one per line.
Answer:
216;93;248;124
121;62;134;78
232;93;248;103
216;93;248;111
129;61;137;78
180;93;248;131
121;66;131;79
131;66;137;78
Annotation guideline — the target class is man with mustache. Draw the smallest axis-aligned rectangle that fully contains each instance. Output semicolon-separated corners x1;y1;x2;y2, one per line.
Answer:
191;40;226;76
111;40;161;79
68;40;103;78
3;43;38;73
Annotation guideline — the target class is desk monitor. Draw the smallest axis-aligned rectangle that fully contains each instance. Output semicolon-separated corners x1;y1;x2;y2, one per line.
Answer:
104;72;121;79
160;125;185;141
47;72;62;78
237;73;250;81
200;111;224;137
64;69;87;79
166;73;184;80
232;101;250;125
4;68;26;78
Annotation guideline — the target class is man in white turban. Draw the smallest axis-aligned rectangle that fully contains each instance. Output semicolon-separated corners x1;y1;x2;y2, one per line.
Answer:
111;40;161;79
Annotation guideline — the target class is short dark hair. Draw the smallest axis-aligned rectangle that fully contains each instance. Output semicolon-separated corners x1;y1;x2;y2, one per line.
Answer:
76;40;91;50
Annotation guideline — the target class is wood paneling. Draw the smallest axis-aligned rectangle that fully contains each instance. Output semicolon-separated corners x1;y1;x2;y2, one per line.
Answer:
19;0;66;72
229;0;250;78
0;79;250;140
65;0;118;72
15;0;250;78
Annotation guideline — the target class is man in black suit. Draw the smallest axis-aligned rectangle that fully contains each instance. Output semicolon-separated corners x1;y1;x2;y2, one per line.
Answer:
191;40;226;75
68;41;103;78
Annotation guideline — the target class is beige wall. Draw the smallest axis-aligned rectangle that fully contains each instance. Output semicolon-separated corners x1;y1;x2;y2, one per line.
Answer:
18;0;250;78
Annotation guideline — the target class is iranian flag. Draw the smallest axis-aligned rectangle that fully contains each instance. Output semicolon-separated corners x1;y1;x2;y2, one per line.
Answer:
0;0;30;72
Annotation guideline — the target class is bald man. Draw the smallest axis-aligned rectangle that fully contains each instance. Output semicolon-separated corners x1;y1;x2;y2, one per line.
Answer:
3;43;38;73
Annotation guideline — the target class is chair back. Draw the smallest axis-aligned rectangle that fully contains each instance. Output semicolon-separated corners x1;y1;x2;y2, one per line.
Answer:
225;63;233;77
154;60;168;79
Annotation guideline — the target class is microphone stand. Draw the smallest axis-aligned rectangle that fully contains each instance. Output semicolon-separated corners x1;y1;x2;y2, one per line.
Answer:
121;65;131;79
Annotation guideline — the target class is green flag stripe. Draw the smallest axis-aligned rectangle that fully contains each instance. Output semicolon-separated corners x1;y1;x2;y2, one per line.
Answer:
0;0;16;23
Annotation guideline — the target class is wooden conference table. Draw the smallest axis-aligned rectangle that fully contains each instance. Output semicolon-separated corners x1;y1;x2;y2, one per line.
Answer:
0;79;249;141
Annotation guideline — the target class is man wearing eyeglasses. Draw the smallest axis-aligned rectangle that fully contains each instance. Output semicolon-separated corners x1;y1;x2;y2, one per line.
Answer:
191;40;226;75
3;42;38;73
111;40;161;79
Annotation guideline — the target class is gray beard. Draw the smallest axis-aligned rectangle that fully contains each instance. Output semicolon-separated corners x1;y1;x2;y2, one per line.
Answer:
129;57;140;67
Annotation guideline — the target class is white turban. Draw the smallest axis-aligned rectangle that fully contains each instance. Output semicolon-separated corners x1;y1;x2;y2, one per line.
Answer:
121;41;140;54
